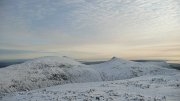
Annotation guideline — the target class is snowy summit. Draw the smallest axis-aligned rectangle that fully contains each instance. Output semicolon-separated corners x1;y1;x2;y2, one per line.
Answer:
0;56;180;101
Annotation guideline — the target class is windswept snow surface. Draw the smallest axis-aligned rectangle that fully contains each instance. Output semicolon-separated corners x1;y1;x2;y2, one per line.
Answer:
2;74;180;101
0;56;179;101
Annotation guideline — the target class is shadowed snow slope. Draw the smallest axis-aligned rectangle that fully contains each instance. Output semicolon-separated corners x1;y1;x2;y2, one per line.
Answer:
91;57;178;81
0;56;101;95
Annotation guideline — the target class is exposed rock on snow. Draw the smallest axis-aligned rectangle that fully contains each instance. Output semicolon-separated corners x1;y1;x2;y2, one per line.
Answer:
2;74;180;101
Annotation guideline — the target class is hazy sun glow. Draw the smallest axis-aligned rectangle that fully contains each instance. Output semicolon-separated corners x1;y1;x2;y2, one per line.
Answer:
0;0;180;62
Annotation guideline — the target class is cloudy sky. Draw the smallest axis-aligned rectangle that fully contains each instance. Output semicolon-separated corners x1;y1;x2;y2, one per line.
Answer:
0;0;180;62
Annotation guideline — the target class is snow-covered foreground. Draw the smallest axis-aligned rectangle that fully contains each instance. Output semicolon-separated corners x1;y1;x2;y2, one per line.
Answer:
2;74;180;101
0;56;180;101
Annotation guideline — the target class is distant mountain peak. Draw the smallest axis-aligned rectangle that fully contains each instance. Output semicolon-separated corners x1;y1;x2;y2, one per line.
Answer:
110;57;125;61
111;56;118;60
107;57;132;64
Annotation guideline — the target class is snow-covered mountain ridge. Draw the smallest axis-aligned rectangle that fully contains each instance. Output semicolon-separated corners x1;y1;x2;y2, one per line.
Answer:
0;56;179;99
0;56;101;96
91;57;177;81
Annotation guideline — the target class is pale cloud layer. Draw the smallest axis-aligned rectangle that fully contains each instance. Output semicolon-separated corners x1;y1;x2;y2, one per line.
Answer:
0;0;180;61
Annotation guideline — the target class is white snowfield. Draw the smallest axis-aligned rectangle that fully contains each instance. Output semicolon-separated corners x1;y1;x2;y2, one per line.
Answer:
2;74;180;101
0;56;180;101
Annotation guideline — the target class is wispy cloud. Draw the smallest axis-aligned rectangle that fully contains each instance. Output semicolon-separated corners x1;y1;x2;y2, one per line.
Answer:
0;0;180;60
0;49;55;55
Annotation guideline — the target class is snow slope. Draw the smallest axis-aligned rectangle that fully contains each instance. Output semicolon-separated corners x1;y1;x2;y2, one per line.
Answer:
0;56;101;96
0;56;179;100
91;57;178;81
2;73;180;101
